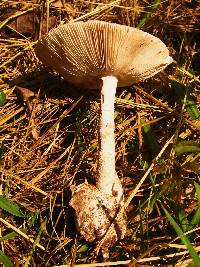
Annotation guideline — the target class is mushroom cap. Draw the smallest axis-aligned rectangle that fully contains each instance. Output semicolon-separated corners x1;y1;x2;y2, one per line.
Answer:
35;20;173;89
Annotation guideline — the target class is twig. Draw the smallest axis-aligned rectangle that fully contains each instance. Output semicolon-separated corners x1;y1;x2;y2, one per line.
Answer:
52;245;200;266
0;41;37;69
72;0;121;22
0;7;35;30
0;168;49;197
0;217;45;250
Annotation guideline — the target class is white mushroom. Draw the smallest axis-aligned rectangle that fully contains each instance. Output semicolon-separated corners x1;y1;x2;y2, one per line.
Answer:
35;20;172;255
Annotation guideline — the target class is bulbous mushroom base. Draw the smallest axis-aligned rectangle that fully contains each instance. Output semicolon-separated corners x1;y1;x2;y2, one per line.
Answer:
70;183;126;255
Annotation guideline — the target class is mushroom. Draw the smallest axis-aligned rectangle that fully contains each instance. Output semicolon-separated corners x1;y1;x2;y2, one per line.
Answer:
35;20;172;256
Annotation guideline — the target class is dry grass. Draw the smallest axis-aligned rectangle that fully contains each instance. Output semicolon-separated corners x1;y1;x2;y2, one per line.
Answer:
0;0;200;266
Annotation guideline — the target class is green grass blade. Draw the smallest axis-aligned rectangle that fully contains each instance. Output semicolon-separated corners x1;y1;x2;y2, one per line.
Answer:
178;208;189;232
160;203;200;266
137;0;161;29
187;183;200;231
188;206;200;232
184;162;200;174
194;182;200;202
171;80;200;120
0;196;25;217
0;250;14;267
186;97;200;120
141;119;160;157
0;232;17;242
175;141;200;156
77;245;90;254
0;91;6;106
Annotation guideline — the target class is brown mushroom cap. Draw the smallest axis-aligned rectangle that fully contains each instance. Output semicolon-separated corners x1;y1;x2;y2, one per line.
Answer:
35;20;172;89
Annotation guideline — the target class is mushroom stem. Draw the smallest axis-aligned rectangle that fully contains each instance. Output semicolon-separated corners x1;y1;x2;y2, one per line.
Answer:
96;76;122;198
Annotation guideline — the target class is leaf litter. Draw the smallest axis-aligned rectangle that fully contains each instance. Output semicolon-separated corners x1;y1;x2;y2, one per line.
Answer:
0;0;200;266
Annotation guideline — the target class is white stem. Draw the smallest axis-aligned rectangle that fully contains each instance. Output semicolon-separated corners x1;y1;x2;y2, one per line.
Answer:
96;76;121;196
